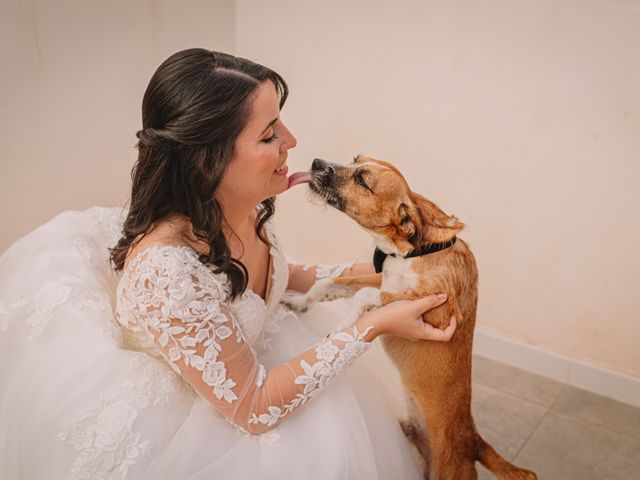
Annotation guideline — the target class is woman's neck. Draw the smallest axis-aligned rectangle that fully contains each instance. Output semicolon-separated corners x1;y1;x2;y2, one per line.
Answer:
216;196;262;259
217;197;257;236
166;197;259;258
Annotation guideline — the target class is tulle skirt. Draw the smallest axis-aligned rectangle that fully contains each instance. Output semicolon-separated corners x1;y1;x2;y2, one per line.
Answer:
0;206;422;480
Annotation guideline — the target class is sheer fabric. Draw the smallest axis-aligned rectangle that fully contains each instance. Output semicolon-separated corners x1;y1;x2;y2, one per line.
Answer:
116;243;372;434
0;206;422;480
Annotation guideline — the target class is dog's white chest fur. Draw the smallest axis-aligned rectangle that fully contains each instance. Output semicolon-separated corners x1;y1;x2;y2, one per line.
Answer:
381;256;421;293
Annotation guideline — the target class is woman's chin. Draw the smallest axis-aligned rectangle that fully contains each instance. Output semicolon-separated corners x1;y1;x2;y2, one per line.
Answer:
262;175;289;199
272;184;289;197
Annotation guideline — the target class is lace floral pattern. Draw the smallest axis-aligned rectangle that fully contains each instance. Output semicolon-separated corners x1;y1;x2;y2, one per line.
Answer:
115;218;374;435
117;246;241;400
255;306;288;355
248;325;372;428
302;262;354;279
0;274;114;340
0;207;406;479
58;354;191;480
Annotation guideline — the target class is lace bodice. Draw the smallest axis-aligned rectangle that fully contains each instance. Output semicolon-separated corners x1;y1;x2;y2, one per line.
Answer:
114;219;372;435
117;221;287;351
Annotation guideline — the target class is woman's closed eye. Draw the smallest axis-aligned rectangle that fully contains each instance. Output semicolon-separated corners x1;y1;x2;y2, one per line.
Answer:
261;132;279;143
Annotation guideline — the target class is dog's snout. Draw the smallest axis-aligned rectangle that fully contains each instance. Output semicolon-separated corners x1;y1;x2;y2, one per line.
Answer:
308;158;345;211
312;158;327;172
312;158;335;180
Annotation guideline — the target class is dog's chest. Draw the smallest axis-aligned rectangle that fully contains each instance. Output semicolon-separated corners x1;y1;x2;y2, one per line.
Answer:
381;256;421;293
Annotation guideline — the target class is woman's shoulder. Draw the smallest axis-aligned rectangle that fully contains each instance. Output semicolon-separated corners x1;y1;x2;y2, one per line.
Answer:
123;215;209;268
117;242;228;319
120;221;218;294
123;244;200;275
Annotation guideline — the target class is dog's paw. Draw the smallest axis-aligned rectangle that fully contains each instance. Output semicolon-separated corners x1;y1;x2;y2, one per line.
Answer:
282;278;354;314
353;287;382;311
281;291;312;313
400;419;418;439
308;278;344;301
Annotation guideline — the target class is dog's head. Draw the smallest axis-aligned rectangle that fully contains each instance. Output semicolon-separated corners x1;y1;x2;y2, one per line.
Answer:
309;155;464;255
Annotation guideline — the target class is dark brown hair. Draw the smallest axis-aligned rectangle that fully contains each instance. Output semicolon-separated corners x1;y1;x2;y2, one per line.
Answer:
109;48;288;299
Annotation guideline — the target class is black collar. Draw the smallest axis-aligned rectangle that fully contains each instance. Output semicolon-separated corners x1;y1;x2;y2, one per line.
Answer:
373;237;457;273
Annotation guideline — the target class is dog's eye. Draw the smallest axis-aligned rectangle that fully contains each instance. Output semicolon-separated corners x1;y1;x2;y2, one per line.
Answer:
354;172;367;187
354;170;374;193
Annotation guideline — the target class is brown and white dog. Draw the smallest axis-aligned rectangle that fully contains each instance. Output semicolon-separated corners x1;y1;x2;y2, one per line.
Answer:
284;156;537;480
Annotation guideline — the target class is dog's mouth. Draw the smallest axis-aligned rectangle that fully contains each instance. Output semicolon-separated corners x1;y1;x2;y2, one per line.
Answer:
309;173;345;211
287;171;312;189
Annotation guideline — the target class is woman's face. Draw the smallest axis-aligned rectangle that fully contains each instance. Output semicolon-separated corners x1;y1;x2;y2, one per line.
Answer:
217;80;298;207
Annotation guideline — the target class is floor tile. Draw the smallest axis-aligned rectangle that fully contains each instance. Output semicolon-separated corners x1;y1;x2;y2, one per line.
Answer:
514;410;640;479
472;354;565;407
552;384;640;441
477;463;494;480
471;383;548;461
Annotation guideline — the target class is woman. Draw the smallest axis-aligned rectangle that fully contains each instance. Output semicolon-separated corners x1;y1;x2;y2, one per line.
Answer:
0;48;455;479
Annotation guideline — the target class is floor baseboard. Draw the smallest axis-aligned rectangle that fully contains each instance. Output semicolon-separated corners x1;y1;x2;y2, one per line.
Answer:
473;328;640;408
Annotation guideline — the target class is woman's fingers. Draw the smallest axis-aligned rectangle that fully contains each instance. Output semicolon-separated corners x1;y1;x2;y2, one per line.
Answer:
422;315;457;342
374;292;454;342
413;292;448;314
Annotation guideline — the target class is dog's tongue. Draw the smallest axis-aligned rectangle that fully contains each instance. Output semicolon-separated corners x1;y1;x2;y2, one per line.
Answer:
287;171;312;189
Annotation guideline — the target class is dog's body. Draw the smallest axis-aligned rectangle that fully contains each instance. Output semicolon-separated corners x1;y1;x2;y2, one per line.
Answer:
284;156;536;480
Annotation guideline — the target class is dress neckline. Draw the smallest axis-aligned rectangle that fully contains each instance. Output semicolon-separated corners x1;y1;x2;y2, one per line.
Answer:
122;224;278;307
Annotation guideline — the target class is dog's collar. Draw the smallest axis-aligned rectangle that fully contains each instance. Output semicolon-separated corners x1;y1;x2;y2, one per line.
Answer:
373;237;457;273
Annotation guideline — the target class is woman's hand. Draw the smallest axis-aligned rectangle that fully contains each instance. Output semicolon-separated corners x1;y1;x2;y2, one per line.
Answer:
356;293;457;342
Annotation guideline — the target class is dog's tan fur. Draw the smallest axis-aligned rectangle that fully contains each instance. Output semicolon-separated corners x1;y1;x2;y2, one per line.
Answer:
307;156;537;480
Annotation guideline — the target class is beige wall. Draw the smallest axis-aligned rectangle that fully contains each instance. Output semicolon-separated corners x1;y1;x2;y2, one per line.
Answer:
0;0;235;251
2;1;639;378
237;0;640;377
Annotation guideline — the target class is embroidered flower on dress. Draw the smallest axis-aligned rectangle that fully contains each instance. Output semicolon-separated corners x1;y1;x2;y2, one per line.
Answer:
214;378;238;403
94;400;138;452
203;361;227;386
112;222;373;439
315;342;340;363
257;406;282;426
58;354;188;480
256;364;267;387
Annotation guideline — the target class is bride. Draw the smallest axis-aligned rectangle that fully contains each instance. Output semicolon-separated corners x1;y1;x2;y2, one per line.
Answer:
0;48;456;479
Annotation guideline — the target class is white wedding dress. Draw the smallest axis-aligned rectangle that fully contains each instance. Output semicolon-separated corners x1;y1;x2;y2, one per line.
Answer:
0;206;422;480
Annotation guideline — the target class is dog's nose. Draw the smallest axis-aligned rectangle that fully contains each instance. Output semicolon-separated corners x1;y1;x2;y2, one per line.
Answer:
312;158;326;172
312;159;336;179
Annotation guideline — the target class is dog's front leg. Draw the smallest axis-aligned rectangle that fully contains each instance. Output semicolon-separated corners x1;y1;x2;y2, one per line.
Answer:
282;273;382;313
332;286;384;331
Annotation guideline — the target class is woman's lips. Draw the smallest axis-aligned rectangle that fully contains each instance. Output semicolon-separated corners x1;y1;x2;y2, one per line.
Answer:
274;165;289;176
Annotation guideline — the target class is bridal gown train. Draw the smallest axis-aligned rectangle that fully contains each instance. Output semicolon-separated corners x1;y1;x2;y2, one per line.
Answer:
0;206;422;480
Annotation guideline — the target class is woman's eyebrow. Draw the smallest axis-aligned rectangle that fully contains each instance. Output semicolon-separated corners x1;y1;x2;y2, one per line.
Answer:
260;117;278;135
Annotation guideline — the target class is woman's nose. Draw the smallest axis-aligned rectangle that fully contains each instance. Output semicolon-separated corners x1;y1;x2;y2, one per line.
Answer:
281;124;297;150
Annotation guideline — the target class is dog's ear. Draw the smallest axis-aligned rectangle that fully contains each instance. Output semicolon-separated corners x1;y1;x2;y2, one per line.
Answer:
391;202;422;252
396;203;417;238
411;193;464;244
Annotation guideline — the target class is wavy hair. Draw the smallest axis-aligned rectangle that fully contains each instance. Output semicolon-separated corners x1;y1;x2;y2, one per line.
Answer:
109;48;288;300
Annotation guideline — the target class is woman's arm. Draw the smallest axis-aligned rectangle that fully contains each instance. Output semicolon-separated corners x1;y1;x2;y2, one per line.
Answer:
127;251;380;435
127;251;455;436
287;262;375;293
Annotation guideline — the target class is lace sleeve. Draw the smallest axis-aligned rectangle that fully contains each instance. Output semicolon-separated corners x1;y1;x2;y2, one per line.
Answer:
301;262;354;279
126;248;374;435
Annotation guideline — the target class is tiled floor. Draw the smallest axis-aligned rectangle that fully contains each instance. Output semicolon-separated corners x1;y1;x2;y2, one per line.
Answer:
471;355;640;479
